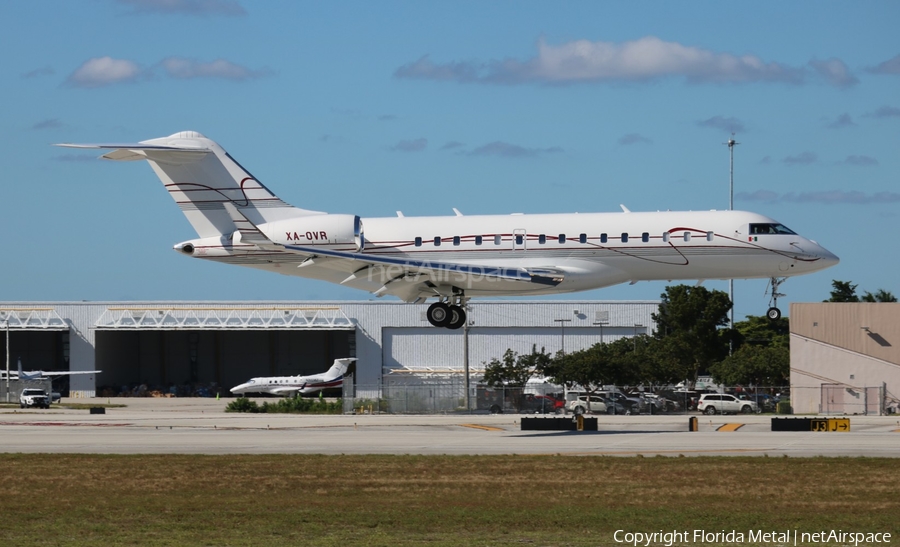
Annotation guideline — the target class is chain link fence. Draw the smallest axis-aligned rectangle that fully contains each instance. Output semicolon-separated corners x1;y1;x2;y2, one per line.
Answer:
0;378;53;406
341;376;804;415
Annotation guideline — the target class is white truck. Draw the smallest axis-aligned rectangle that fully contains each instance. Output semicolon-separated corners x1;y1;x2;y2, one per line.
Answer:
20;388;51;409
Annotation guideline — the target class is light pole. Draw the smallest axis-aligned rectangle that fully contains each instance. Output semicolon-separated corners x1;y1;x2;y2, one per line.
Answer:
4;312;9;403
593;320;608;345
554;319;572;356
725;136;739;355
633;323;643;350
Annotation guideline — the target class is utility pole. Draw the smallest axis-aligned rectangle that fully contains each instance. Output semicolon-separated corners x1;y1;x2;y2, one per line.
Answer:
726;135;739;355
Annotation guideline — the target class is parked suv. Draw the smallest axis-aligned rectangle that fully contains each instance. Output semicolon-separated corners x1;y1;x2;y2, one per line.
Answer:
568;395;608;415
697;393;757;415
20;389;51;409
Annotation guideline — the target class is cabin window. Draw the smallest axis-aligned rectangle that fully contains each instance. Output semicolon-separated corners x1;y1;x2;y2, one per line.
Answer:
642;232;649;243
706;231;714;242
683;232;691;242
579;233;587;244
621;233;628;243
600;233;608;244
434;236;441;246
494;235;502;245
453;236;460;246
538;234;546;244
475;235;483;246
515;234;524;245
558;234;566;244
414;237;422;247
662;232;670;243
749;223;796;235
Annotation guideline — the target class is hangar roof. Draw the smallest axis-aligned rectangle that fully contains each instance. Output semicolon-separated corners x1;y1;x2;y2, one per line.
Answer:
93;306;355;330
0;308;69;331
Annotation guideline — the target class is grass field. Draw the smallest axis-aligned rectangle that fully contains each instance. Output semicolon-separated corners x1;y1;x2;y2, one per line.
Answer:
1;454;898;546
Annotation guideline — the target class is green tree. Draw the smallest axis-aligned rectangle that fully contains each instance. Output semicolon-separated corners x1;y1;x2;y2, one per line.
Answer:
709;344;789;386
732;315;790;350
861;289;898;303
651;285;731;387
483;345;551;388
539;338;639;395
827;280;859;302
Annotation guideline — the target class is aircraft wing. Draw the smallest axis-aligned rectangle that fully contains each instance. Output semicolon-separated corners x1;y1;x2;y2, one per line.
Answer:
269;387;303;395
18;370;102;380
284;243;565;301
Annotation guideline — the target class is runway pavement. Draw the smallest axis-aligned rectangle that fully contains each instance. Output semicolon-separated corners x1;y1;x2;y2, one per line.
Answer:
1;398;899;456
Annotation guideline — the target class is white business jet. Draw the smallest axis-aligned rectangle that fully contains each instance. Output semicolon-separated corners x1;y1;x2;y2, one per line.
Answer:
230;358;355;396
58;131;838;329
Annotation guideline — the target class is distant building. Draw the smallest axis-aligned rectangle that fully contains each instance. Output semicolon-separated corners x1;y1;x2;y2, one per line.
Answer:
0;301;657;399
790;303;899;415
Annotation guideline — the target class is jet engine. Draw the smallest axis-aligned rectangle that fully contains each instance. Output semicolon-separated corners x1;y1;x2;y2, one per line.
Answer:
263;214;364;251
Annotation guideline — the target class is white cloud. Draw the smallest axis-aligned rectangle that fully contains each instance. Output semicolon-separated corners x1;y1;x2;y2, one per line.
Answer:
697;116;745;133
618;133;652;146
866;54;900;75
809;58;858;87
22;66;54;79
782;152;818;165
468;141;562;158
32;118;63;130
159;57;270;80
840;155;878;166
390;138;428;152
65;57;142;88
396;36;809;86
738;189;900;205
116;0;246;16
864;105;900;119
827;113;855;129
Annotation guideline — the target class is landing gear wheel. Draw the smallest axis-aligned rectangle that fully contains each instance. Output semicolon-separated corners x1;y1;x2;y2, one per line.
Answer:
446;305;466;330
426;302;452;328
766;307;782;321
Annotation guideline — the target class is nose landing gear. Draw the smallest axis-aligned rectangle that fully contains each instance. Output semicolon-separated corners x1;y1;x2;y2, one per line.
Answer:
426;296;468;329
766;277;786;321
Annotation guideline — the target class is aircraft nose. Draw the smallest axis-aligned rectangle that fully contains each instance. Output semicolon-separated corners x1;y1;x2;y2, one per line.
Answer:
814;245;840;269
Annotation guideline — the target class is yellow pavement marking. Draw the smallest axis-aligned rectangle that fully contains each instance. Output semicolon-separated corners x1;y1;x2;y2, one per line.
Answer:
459;424;504;432
716;423;745;432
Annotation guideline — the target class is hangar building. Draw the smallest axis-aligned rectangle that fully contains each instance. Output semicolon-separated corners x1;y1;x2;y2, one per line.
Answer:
790;302;899;415
0;300;657;398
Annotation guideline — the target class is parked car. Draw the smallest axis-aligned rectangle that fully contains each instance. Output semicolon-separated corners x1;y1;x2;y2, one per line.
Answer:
568;395;608;415
520;394;563;414
658;390;702;411
738;393;775;412
600;390;646;413
697;393;758;415
600;397;630;415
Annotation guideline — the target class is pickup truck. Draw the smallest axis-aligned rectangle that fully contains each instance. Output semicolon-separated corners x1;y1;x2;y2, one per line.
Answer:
20;388;51;409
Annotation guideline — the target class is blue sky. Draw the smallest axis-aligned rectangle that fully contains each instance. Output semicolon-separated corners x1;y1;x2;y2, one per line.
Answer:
2;0;898;319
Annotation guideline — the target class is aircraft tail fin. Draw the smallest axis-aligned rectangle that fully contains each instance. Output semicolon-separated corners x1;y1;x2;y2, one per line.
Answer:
56;131;324;238
325;358;356;379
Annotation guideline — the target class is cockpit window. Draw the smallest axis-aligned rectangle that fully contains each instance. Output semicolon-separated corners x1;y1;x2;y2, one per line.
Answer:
749;223;796;235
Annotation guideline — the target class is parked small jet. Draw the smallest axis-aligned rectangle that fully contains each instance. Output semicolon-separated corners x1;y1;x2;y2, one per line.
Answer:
230;358;355;396
0;358;101;381
58;131;838;328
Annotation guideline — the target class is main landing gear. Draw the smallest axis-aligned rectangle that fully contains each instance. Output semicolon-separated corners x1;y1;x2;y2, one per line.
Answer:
426;297;468;330
765;276;786;321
